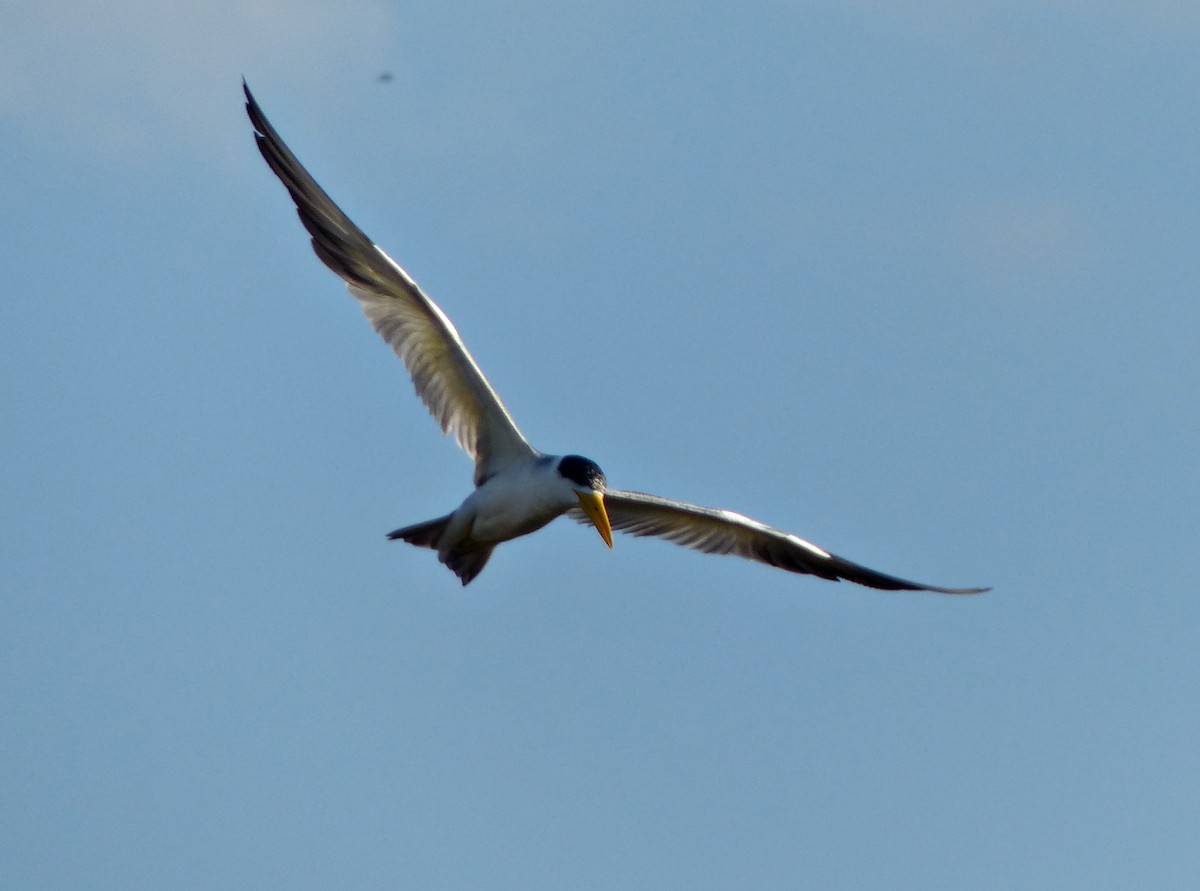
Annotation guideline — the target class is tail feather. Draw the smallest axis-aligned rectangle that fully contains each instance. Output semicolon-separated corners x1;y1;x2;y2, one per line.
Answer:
442;548;494;586
387;515;494;585
387;515;451;549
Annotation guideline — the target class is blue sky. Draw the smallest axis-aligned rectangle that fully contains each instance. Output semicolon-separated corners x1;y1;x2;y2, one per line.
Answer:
3;2;1198;888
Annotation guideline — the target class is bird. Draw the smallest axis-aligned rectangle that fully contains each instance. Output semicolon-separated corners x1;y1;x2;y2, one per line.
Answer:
244;82;988;594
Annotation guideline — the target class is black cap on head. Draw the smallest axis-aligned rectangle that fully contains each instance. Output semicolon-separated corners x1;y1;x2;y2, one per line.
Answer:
557;455;607;491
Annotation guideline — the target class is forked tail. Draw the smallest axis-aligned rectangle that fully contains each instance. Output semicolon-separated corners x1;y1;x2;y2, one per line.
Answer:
387;515;452;549
387;515;494;585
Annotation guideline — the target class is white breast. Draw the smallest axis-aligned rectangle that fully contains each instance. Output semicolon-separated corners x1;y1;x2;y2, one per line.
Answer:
458;457;576;545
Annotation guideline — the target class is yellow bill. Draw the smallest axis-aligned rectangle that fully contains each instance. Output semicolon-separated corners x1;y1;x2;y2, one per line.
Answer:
575;490;613;548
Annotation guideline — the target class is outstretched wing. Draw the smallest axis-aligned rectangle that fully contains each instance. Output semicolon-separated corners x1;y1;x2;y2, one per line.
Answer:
244;83;537;485
572;489;988;594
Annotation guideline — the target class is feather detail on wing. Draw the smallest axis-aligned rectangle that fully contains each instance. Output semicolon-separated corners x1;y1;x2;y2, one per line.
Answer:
244;83;536;485
570;489;989;594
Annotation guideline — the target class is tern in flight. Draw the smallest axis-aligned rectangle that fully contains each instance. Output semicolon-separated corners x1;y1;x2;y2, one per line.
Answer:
245;83;987;594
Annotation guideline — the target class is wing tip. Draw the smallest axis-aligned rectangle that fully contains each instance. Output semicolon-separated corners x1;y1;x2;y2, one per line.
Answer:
242;78;260;123
940;585;991;595
910;582;991;595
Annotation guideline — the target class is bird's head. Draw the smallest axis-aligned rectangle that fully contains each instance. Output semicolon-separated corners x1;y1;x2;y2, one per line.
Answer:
557;455;613;548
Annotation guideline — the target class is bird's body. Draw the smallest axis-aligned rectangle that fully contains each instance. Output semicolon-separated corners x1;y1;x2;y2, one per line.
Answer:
450;456;581;546
390;454;611;584
244;82;987;594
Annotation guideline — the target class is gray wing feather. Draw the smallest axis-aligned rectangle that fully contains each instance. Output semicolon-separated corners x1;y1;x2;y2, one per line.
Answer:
244;83;536;485
572;489;988;594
